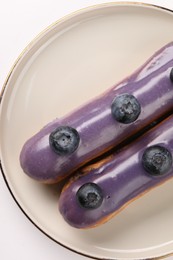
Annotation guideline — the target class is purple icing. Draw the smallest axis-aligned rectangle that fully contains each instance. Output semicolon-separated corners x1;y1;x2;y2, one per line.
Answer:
58;115;173;228
20;42;173;182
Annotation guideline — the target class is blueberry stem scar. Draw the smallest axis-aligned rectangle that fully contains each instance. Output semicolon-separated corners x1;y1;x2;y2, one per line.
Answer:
49;126;80;155
111;93;141;124
142;145;172;176
76;183;103;209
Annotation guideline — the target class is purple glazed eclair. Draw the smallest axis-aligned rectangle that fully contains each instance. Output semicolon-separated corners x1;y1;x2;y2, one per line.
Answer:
59;115;173;229
20;42;173;183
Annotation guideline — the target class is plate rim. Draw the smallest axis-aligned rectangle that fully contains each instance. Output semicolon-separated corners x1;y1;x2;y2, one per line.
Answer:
1;2;173;259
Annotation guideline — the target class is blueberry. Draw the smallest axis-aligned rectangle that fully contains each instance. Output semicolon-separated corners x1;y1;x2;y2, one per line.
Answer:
170;68;173;83
77;183;103;209
142;145;172;176
49;126;80;155
111;93;141;124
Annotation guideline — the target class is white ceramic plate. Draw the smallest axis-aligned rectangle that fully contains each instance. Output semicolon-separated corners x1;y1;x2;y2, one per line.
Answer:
1;2;173;259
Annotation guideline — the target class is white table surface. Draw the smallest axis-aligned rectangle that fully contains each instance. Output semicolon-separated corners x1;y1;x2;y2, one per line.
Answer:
1;1;173;259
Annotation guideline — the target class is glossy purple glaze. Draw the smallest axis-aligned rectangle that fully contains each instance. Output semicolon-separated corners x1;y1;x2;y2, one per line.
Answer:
59;115;173;228
20;42;173;182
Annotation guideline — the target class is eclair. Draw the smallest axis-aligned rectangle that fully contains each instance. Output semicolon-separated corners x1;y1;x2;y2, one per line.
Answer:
59;115;173;228
20;42;173;183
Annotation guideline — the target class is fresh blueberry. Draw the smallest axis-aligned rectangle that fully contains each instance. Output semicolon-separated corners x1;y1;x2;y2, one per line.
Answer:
49;126;80;155
142;145;172;176
77;183;103;209
111;93;141;124
170;68;173;83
